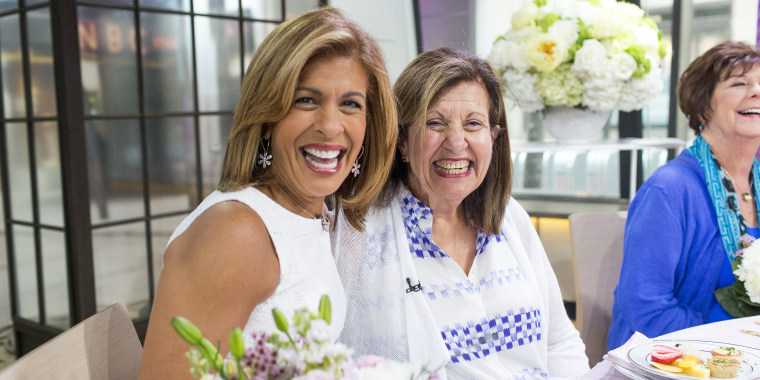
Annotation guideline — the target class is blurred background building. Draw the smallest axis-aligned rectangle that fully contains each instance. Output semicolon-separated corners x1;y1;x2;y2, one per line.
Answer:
0;0;757;360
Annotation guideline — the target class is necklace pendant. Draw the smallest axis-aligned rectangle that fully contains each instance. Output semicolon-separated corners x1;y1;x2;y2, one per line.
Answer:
742;192;753;202
320;214;330;231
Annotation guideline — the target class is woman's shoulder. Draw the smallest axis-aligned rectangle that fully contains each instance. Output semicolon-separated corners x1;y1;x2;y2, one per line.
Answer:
646;150;703;186
168;200;272;262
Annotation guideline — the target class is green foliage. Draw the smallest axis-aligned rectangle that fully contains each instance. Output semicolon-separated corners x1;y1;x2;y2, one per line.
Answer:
715;281;760;318
569;20;593;58
625;44;651;78
537;13;560;32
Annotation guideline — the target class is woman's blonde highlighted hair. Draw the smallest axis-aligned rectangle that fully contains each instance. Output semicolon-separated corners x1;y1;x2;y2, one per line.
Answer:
219;7;397;230
382;47;511;235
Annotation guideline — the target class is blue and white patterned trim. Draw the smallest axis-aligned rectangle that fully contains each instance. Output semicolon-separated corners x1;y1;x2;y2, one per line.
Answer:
441;306;542;363
400;190;503;259
509;367;549;380
424;268;524;301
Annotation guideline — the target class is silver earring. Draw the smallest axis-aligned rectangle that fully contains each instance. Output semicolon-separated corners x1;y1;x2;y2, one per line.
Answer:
351;146;364;177
258;139;272;169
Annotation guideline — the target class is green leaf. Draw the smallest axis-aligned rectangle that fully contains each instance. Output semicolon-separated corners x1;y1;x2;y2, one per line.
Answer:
171;316;203;345
319;294;332;324
715;281;760;318
533;0;547;7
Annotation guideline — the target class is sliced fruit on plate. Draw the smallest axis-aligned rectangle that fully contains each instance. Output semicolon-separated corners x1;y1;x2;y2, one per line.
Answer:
650;361;684;373
675;354;700;368
651;344;683;364
683;365;711;378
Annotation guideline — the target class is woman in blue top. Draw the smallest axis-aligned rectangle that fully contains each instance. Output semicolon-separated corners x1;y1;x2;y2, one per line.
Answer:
608;41;760;350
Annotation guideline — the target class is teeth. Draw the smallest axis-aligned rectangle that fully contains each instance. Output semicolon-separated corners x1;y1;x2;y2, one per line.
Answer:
303;147;340;159
435;160;470;174
304;155;338;169
739;109;760;115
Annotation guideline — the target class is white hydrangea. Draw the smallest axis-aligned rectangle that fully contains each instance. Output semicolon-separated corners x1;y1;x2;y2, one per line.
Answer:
535;64;583;107
616;65;664;111
502;69;544;113
487;39;510;70
488;39;530;72
735;240;760;304
582;74;623;111
541;0;597;26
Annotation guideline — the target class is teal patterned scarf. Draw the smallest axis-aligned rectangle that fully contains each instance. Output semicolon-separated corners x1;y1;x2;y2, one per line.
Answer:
687;135;760;263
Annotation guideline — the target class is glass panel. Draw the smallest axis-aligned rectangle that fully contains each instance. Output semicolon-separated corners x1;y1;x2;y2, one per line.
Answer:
7;122;32;221
243;21;277;66
641;1;674;138
87;0;133;5
13;225;38;322
284;0;319;19
241;0;281;20
78;6;139;115
140;0;190;11
93;222;149;318
150;214;185;289
25;0;47;6
41;229;69;329
193;0;239;16
195;16;241;112
141;12;193;114
146;117;197;214
86;119;145;223
1;14;26;118
27;8;57;118
36;122;64;227
0;0;17;12
199;114;231;196
0;181;7;328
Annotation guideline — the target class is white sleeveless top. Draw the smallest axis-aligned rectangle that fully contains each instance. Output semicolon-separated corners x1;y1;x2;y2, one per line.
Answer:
168;187;346;342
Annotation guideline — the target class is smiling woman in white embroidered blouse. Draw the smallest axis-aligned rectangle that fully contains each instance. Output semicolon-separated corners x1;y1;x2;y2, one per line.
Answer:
332;47;589;380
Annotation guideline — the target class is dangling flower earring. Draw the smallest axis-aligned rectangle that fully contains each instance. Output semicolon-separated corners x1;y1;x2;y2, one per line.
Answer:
351;146;364;177
258;139;272;169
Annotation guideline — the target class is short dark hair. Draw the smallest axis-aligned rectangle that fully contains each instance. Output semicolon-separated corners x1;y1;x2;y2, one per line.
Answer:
382;47;511;235
677;41;760;134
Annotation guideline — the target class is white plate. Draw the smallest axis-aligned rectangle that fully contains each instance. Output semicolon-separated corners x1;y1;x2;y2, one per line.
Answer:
627;340;760;380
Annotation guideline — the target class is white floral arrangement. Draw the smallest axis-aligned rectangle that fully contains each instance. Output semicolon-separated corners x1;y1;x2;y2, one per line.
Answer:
715;236;760;317
487;0;667;113
172;295;437;379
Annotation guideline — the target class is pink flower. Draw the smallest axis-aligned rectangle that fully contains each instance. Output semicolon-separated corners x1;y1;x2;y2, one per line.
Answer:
354;355;390;368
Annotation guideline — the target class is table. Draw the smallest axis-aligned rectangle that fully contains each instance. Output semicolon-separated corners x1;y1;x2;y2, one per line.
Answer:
581;317;760;379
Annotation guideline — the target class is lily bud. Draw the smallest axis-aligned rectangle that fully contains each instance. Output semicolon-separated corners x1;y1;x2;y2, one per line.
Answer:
198;338;224;372
319;294;332;324
229;327;245;359
171;316;202;345
272;308;289;333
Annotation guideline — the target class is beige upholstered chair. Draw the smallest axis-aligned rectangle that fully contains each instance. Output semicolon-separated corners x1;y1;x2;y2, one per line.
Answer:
568;211;627;367
0;302;142;380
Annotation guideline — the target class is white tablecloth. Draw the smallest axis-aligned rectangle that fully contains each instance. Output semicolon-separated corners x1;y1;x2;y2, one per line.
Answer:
580;316;760;379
